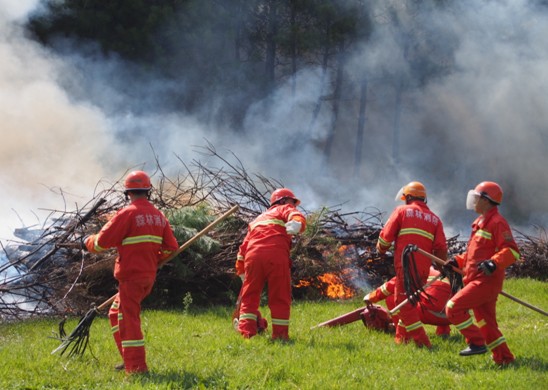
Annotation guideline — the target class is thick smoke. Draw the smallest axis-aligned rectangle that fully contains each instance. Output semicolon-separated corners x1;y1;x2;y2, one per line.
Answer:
1;0;547;242
0;6;122;239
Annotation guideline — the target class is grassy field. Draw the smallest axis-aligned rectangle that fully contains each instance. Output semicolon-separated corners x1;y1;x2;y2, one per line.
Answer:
0;278;546;389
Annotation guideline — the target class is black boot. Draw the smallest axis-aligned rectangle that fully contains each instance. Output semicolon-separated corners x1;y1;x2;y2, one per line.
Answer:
459;344;487;356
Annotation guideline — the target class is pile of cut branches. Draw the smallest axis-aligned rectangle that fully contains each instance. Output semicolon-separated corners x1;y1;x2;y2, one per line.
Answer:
1;145;544;320
508;229;548;281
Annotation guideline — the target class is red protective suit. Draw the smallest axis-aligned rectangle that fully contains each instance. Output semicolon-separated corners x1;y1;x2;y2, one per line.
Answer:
236;203;306;340
365;267;452;336
445;206;520;365
86;198;178;373
377;200;447;347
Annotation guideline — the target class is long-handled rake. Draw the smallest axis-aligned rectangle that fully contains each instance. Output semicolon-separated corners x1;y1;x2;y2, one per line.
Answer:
408;245;548;317
52;204;239;357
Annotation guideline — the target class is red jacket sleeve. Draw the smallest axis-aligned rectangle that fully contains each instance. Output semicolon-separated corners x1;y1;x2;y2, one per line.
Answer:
377;208;401;252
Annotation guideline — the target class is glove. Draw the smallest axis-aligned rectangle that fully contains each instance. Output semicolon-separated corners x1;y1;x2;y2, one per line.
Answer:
285;220;302;235
238;274;245;282
375;242;387;256
478;259;497;276
442;258;459;274
363;293;372;304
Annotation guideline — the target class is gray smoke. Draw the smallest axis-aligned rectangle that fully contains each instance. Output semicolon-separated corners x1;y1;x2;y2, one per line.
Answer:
0;0;546;242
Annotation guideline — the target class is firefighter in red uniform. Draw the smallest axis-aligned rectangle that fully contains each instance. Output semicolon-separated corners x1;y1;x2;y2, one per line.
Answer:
233;260;268;333
376;181;447;348
86;171;179;374
445;181;519;365
236;188;306;340
364;266;452;337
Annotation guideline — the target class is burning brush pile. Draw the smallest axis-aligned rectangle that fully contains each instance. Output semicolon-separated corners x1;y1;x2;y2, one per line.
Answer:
1;145;546;320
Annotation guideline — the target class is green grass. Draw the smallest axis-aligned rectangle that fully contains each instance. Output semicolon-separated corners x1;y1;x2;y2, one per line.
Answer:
1;278;546;389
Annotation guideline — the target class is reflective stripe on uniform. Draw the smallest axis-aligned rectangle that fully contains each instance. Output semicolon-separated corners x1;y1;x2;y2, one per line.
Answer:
271;318;290;326
475;229;492;240
510;248;520;261
239;313;257;321
454;317;474;331
398;228;434;241
380;283;390;296
487;336;507;350
122;339;145;348
378;237;391;248
122;235;163;245
477;319;486;328
405;320;424;332
250;218;286;231
93;236;106;252
111;325;119;334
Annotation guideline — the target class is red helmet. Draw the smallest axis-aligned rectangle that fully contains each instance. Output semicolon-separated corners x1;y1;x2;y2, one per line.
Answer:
473;181;502;205
270;188;300;206
124;170;152;191
396;181;427;201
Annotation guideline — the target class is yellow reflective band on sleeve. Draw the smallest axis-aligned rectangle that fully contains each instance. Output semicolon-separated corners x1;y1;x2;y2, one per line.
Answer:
111;325;119;334
93;236;106;252
111;301;119;310
487;336;507;350
271;318;290;326
122;235;163;245
380;283;390;296
378;237;391;248
237;254;244;261
250;219;286;231
121;339;145;348
477;319;486;328
475;229;492;240
398;228;434;241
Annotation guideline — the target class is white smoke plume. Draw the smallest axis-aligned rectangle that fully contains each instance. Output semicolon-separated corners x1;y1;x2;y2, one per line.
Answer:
0;0;547;242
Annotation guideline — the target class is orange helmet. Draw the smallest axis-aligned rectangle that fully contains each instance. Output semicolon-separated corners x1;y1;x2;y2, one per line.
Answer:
472;181;502;205
270;188;300;206
124;170;152;191
395;181;427;201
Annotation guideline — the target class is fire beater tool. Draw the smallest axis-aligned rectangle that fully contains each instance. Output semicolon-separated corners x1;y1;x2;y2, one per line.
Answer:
51;205;239;357
409;245;548;317
310;273;444;330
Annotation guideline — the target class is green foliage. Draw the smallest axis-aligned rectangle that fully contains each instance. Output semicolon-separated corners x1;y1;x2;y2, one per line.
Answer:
28;0;183;62
182;291;193;314
0;279;546;389
149;204;222;307
166;204;220;252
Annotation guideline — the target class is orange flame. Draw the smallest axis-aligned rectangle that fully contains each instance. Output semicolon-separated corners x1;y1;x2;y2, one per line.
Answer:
294;279;311;288
318;272;354;299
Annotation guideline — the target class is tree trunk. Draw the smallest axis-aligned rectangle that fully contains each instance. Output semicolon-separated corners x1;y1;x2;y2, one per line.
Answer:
265;0;278;88
324;40;345;162
354;78;368;176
